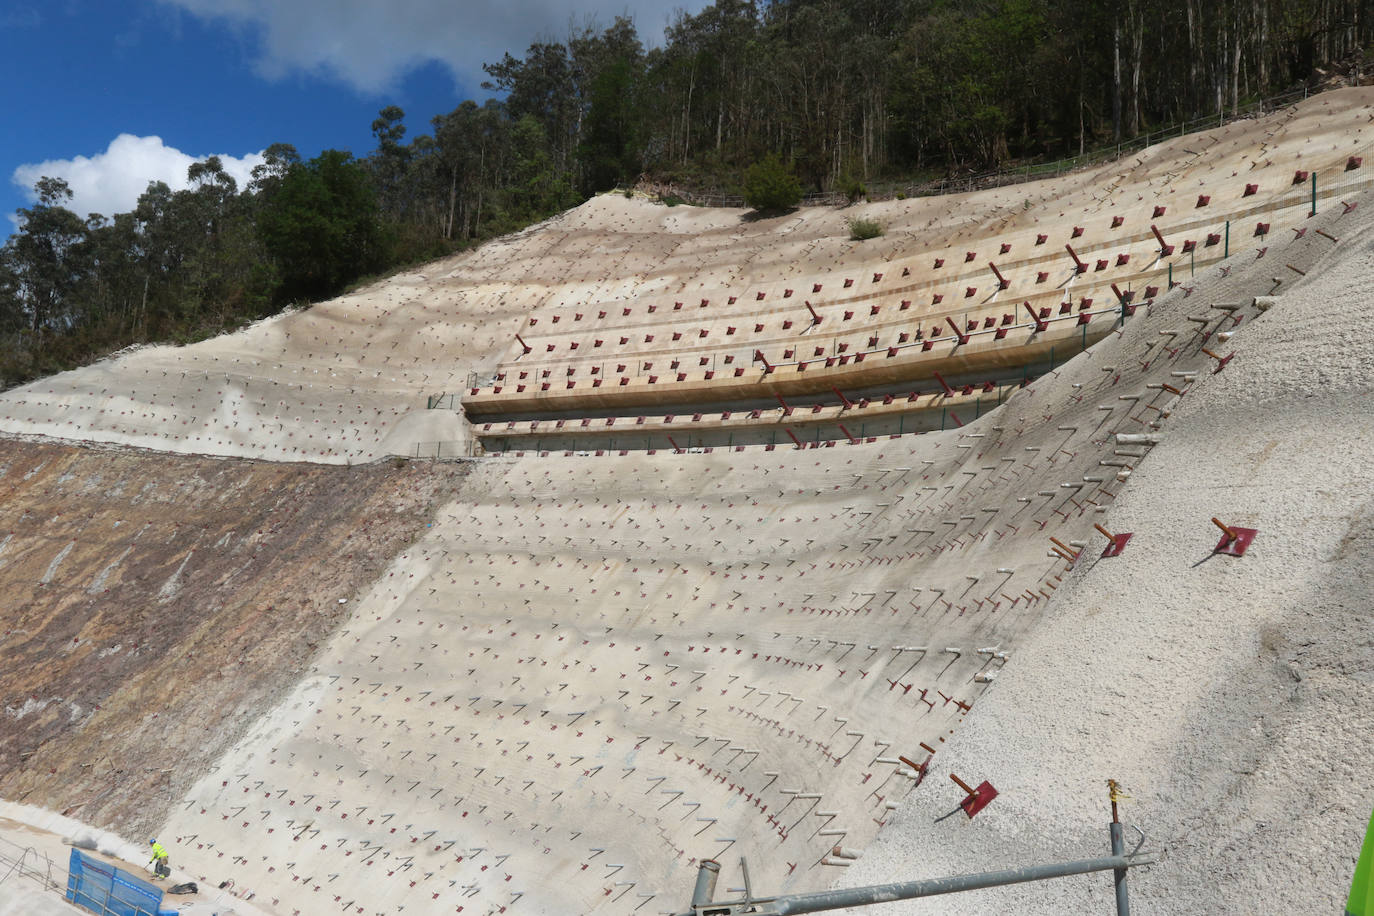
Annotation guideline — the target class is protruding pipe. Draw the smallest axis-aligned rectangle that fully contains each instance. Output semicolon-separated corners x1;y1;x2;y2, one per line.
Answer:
989;261;1009;289
1150;224;1175;255
691;859;721;907
1065;243;1088;273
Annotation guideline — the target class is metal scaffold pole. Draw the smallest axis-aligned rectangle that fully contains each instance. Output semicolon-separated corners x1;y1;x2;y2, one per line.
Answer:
675;782;1155;916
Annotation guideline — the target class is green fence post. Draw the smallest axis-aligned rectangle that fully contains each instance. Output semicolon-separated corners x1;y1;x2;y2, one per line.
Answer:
1224;220;1229;259
1311;171;1317;217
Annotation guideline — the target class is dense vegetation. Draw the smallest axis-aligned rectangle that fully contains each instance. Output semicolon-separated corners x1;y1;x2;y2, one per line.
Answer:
2;0;1369;388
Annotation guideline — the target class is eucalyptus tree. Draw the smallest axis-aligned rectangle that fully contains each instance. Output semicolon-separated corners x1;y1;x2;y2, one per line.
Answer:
2;177;90;334
483;42;579;175
257;150;386;303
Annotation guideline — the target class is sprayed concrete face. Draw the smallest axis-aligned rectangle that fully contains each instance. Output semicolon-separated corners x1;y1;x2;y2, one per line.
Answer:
0;90;1371;463
158;190;1370;911
1;90;1372;916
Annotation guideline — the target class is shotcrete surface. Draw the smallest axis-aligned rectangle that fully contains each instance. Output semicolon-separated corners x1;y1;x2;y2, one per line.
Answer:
0;88;1370;916
1;90;1371;462
841;191;1374;915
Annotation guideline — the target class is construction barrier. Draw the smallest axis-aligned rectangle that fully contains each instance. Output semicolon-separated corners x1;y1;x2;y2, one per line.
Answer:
65;848;174;916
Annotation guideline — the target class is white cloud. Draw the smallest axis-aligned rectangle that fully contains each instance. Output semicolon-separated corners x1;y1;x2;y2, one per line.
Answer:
156;0;704;94
10;134;265;222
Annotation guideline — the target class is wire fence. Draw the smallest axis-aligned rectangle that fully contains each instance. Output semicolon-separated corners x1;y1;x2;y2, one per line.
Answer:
411;439;480;459
0;833;68;900
664;86;1320;209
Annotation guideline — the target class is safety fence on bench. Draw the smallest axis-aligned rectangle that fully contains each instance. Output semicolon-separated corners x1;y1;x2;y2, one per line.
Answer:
66;847;174;916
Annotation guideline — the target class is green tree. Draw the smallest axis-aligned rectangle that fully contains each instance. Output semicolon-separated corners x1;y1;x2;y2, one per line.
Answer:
257;150;387;303
370;106;413;218
570;16;646;192
506;116;579;220
740;153;802;211
580;57;640;191
2;177;90;333
248;143;302;198
432;100;511;240
483;42;578;173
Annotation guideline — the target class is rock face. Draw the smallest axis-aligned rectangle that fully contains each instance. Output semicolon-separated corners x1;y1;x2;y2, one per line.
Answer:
0;442;468;838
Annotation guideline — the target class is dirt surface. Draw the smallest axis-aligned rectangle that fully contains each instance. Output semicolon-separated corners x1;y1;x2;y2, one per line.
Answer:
0;442;470;839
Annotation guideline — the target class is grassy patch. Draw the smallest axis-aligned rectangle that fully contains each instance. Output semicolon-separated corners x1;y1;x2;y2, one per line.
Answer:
847;217;885;241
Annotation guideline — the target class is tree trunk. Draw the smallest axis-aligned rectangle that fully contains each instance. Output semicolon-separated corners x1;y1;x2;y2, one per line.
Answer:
1220;15;1231;114
445;166;457;240
1232;19;1242;113
682;63;696;165
1127;3;1143;138
1187;0;1200;113
1257;0;1269;91
1113;16;1123;142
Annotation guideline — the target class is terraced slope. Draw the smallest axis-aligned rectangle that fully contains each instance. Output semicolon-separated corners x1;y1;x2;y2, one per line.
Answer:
0;89;1370;916
0;90;1370;463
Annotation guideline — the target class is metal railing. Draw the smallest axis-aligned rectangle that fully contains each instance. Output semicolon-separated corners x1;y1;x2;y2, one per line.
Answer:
410;439;480;459
676;784;1155;916
0;834;65;896
1;839;167;916
676;846;1156;916
426;392;462;410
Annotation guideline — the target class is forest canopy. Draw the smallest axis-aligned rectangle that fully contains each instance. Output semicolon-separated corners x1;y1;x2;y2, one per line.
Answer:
2;0;1369;388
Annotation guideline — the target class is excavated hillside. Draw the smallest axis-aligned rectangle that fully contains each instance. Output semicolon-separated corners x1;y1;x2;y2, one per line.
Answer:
0;444;468;836
0;88;1370;916
843;189;1374;916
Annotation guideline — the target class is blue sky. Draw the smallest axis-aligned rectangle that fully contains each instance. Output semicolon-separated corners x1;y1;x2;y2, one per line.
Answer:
1;0;704;230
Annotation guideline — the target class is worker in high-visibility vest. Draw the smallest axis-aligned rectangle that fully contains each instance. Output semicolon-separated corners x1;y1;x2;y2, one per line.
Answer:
148;839;170;879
